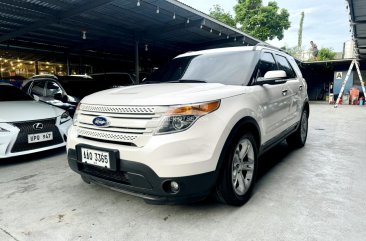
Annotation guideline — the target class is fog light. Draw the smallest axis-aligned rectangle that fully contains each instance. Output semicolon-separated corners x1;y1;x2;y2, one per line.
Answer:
162;180;180;194
170;181;180;193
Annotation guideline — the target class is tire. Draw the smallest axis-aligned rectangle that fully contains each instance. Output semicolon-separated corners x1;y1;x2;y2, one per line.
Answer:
215;132;258;206
286;109;308;148
81;175;91;184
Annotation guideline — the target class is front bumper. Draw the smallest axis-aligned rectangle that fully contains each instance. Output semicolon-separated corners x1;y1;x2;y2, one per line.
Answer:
0;118;71;159
68;148;216;204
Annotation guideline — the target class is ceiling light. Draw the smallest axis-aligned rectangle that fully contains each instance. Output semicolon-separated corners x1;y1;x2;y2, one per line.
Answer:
145;44;148;51
82;30;86;40
137;0;140;6
173;12;176;19
219;32;222;36
210;28;213;33
227;35;229;39
186;18;190;24
156;6;159;13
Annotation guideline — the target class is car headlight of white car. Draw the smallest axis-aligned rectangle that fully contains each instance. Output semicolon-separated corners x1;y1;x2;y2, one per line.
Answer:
60;111;71;124
155;100;220;135
0;126;10;132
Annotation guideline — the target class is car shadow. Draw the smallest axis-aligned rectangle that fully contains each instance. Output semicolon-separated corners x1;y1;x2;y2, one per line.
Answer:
257;141;292;179
183;141;293;209
0;147;66;167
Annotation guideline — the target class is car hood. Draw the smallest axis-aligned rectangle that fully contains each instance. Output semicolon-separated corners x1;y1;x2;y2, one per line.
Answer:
81;83;247;106
0;101;64;122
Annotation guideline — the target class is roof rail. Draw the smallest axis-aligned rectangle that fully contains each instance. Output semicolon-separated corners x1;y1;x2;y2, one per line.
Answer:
253;42;288;54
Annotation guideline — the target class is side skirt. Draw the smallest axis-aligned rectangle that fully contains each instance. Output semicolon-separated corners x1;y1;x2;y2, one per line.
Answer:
259;122;299;156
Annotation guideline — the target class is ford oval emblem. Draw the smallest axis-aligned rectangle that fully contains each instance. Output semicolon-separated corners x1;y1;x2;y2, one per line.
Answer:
92;117;110;127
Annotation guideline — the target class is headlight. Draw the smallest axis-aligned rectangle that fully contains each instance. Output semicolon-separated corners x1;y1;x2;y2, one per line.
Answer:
155;100;220;135
73;103;81;126
0;127;10;132
59;111;70;124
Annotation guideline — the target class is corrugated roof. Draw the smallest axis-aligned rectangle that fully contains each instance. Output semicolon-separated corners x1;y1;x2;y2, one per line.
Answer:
0;0;263;62
348;0;366;60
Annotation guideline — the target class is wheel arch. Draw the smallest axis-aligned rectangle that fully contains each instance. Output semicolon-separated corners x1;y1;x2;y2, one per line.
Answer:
214;116;261;176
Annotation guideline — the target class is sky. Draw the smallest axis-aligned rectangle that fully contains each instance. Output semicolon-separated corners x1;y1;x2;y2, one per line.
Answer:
179;0;351;52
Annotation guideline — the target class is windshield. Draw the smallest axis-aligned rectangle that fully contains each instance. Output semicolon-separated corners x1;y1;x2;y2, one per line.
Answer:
0;85;33;101
145;51;256;85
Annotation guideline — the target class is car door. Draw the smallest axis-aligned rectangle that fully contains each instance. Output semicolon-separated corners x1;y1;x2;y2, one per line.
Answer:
253;51;290;142
274;54;302;127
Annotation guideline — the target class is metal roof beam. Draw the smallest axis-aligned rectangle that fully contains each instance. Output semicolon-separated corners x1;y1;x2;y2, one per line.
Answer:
0;0;58;15
143;19;202;39
0;0;116;43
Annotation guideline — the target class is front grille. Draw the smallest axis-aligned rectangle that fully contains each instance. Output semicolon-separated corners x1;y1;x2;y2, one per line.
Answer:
77;104;166;147
77;128;138;142
80;164;130;184
80;104;155;114
11;118;64;153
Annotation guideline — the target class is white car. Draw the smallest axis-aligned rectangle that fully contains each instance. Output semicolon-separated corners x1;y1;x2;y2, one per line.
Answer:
0;84;72;158
67;45;309;206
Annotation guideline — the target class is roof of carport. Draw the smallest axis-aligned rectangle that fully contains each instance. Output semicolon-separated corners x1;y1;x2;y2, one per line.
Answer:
0;0;263;62
348;0;366;60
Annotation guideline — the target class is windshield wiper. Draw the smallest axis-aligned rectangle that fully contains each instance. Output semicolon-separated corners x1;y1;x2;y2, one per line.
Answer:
168;79;207;83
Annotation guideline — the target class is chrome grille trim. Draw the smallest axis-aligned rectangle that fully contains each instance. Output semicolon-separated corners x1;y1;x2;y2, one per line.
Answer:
80;104;156;114
77;128;139;143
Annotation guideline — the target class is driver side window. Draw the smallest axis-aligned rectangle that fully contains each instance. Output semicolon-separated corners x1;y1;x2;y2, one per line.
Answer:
31;81;46;97
46;81;63;97
257;52;278;79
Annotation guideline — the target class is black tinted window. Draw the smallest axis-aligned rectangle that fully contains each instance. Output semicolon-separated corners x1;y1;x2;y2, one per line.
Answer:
275;55;296;78
257;52;278;78
0;85;33;101
145;51;256;85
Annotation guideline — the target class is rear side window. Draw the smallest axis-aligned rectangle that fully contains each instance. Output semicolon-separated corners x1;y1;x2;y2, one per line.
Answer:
275;55;297;79
257;52;278;78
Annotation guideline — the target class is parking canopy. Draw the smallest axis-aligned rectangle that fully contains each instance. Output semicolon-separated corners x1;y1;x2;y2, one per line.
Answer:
348;0;366;60
0;0;262;65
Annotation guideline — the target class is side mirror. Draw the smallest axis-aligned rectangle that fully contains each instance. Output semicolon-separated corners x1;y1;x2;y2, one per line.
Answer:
264;70;287;79
54;93;63;101
256;70;287;85
54;93;68;103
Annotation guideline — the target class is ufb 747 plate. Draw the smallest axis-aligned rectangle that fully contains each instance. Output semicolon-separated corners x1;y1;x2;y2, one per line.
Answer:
28;132;53;143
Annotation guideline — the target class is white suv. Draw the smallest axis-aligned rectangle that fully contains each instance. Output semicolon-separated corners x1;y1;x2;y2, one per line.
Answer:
67;46;309;206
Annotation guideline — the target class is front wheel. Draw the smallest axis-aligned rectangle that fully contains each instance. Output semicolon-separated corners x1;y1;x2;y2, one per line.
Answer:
286;109;308;148
215;132;258;206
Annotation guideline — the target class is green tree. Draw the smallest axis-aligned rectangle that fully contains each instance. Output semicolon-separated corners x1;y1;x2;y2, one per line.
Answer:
298;12;304;48
234;0;290;41
318;48;337;61
209;4;236;28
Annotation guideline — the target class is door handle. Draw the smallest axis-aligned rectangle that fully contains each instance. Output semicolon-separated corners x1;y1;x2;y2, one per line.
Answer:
299;85;303;91
282;89;288;96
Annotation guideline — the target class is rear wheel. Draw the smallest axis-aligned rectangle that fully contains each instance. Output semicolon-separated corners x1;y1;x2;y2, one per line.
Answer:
215;132;258;206
287;109;308;148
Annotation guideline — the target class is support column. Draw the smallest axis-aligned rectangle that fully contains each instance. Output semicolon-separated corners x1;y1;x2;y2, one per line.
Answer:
135;39;139;84
66;55;70;75
35;61;39;75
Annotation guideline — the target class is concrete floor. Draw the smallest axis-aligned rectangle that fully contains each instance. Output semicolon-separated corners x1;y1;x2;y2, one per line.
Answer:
1;103;366;241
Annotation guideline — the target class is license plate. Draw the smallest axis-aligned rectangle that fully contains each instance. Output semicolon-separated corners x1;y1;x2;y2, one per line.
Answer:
81;148;110;168
28;132;53;143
